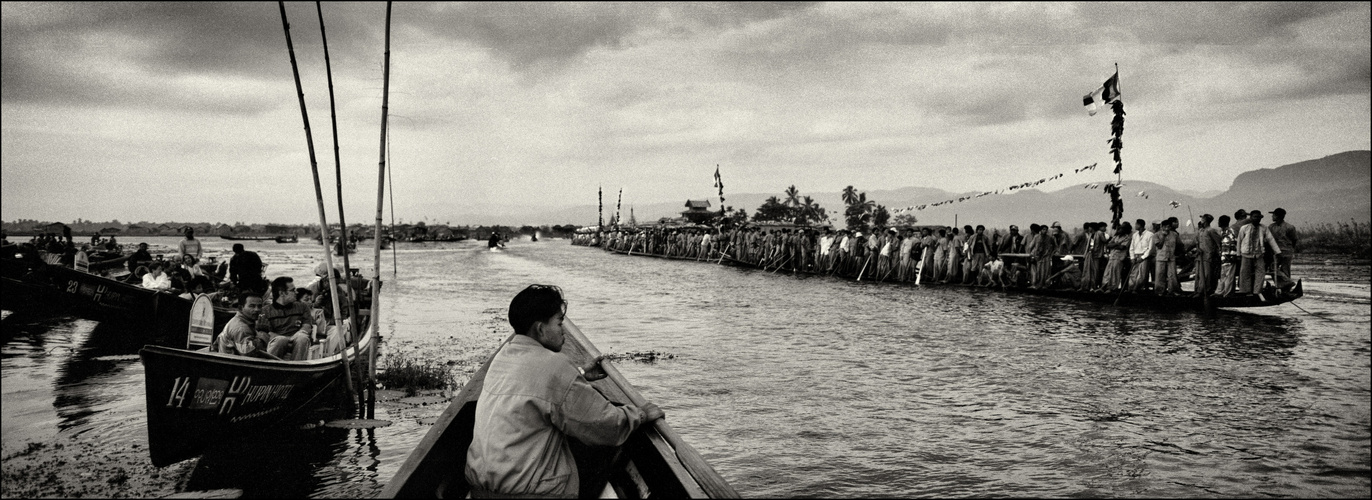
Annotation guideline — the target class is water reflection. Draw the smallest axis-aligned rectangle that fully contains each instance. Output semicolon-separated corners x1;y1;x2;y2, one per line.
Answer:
186;425;353;498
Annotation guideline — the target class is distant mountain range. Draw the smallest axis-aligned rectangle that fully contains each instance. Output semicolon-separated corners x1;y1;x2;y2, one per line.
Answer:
436;150;1370;228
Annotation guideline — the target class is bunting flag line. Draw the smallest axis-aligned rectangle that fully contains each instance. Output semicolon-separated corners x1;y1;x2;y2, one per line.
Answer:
714;164;726;213
888;163;1102;214
614;188;623;229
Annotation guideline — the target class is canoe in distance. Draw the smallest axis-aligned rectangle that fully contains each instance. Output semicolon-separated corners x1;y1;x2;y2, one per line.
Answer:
381;318;738;499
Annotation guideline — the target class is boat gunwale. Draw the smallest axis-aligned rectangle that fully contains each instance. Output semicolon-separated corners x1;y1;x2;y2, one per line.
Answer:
380;318;737;498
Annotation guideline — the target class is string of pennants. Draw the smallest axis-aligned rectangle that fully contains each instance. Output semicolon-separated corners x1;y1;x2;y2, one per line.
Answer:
890;162;1102;214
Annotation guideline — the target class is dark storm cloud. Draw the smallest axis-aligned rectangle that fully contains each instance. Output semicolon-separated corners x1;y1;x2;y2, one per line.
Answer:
1;2;386;112
404;2;818;69
1073;2;1353;45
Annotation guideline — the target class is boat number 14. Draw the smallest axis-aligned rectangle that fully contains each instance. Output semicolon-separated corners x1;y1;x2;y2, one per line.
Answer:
167;376;251;415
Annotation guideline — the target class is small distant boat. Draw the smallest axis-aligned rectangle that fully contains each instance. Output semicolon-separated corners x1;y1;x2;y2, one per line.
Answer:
274;235;298;243
219;235;276;241
380;318;737;499
138;295;377;467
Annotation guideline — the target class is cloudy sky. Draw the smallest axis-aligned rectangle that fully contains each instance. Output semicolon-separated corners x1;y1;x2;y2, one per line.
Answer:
3;2;1368;226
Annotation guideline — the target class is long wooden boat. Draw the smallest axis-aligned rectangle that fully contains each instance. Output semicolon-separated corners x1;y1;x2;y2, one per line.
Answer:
0;252;235;335
138;296;376;467
1000;279;1302;309
626;246;1302;311
381;318;738;499
606;245;713;262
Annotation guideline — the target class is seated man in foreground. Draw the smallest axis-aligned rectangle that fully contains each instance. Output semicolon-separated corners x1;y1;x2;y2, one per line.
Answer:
216;294;265;356
465;284;664;499
256;277;313;361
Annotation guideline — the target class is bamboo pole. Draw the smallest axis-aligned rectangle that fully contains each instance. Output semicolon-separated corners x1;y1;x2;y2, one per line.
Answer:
315;3;367;415
388;129;397;275
279;1;354;402
368;1;394;419
317;1;360;346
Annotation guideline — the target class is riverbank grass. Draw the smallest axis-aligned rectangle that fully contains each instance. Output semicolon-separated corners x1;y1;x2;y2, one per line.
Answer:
1301;220;1370;257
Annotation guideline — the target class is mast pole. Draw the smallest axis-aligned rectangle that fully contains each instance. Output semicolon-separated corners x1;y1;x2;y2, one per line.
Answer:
279;1;354;402
317;2;363;378
368;1;394;419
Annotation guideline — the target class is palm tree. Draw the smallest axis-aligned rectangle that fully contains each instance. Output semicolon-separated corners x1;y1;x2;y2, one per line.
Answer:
841;185;858;206
784;185;801;208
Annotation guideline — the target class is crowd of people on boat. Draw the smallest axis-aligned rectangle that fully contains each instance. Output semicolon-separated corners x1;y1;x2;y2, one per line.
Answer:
585;207;1301;298
6;227;368;362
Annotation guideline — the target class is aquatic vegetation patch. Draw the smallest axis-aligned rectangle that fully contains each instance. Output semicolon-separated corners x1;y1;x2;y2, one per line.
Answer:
376;351;456;396
606;351;676;363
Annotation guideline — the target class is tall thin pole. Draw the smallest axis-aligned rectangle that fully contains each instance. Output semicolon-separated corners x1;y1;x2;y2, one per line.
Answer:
279;1;353;402
368;1;394;419
388;128;397;275
317;2;361;348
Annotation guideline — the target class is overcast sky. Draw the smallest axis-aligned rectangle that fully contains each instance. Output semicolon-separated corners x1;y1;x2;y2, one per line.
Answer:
3;2;1368;225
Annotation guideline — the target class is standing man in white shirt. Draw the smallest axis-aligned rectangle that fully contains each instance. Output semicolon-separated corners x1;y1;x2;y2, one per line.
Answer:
1128;218;1154;291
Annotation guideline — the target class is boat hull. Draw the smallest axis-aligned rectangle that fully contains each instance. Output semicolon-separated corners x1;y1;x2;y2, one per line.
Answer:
615;248;1302;311
381;319;736;499
1;256;235;336
139;328;374;467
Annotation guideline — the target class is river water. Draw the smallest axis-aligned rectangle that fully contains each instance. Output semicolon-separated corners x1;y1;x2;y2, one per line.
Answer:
2;236;1368;498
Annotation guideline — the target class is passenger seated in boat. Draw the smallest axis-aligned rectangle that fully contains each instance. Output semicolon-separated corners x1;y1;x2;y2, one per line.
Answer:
216;294;266;357
465;284;664;499
168;267;193;295
127;242;152;276
257;277;314;361
179;276;219;301
141;261;173;291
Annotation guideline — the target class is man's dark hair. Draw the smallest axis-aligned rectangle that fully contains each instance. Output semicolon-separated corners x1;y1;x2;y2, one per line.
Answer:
271;276;294;296
1219;215;1231;227
236;293;262;308
509;284;566;336
232;243;245;252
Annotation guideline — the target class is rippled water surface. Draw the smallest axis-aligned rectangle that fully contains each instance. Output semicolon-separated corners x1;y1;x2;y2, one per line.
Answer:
3;236;1369;498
